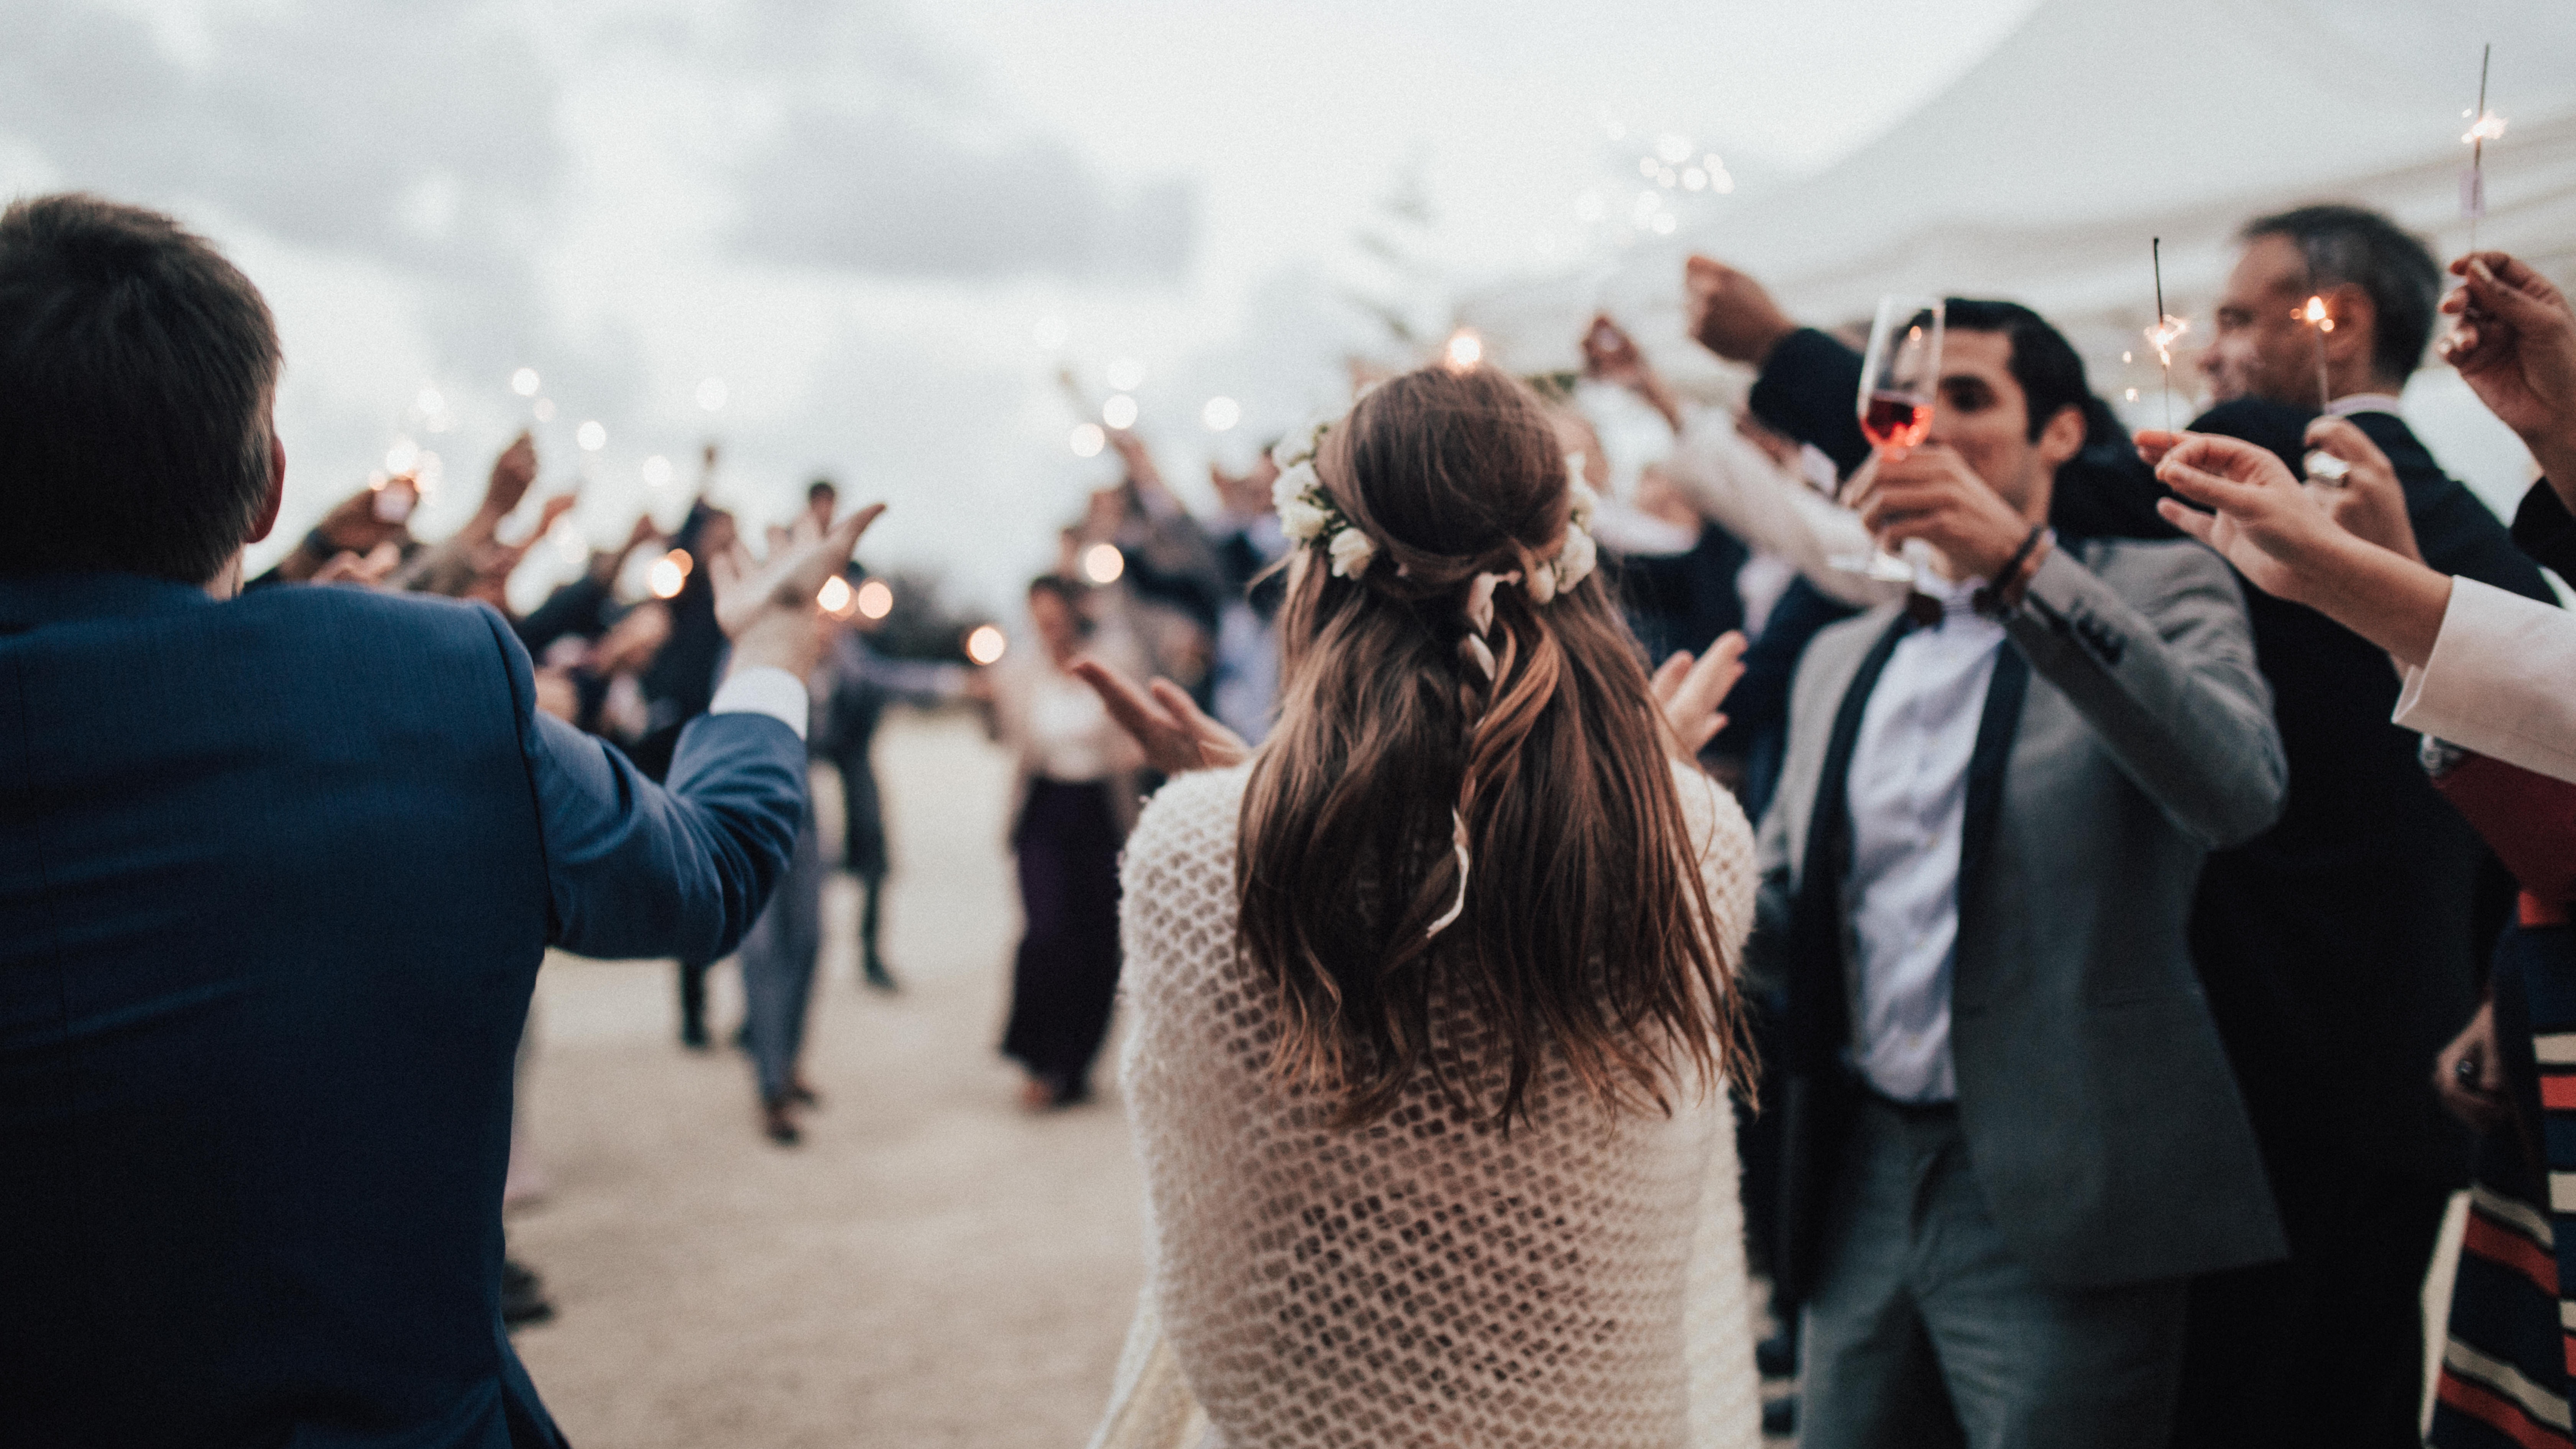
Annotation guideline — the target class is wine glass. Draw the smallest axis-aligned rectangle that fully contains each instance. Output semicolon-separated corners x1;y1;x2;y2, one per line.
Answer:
1829;295;1945;582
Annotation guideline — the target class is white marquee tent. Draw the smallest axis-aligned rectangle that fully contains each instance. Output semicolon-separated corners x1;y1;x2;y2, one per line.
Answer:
1464;0;2576;514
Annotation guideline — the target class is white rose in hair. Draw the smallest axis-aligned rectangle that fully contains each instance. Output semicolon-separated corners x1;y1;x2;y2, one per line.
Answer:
1567;479;1602;531
1556;527;1598;591
1328;526;1376;579
1273;463;1329;542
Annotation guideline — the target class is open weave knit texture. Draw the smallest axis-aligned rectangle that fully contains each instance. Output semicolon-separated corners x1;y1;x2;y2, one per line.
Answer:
1088;762;1762;1449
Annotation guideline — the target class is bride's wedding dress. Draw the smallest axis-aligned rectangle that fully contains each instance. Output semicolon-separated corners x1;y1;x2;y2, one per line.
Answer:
1087;763;1764;1449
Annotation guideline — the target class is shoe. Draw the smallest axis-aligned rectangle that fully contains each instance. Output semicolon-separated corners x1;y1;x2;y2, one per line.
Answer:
861;959;900;993
500;1258;555;1330
761;1098;802;1147
678;1017;710;1051
1761;1395;1796;1438
1756;1328;1798;1380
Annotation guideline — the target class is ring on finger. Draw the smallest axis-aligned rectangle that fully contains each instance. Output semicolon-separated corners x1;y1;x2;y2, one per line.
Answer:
2303;450;2353;486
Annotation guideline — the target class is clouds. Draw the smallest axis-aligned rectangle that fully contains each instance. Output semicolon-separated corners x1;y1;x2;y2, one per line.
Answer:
729;103;1194;282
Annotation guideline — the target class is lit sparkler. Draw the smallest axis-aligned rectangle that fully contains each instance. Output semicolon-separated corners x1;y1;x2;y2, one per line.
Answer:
2144;238;2190;431
2462;44;2507;256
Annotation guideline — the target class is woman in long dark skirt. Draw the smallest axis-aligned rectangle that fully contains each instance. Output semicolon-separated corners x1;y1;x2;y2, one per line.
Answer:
992;575;1142;1109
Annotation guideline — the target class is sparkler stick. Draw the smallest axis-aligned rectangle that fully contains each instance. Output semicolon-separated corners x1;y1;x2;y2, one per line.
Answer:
2463;44;2507;257
2302;295;2333;412
2143;238;2189;432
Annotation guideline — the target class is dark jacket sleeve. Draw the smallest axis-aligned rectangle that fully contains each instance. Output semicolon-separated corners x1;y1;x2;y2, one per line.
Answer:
2515;481;2576;580
513;574;613;657
1748;328;1870;476
2346;414;2553;605
483;609;805;962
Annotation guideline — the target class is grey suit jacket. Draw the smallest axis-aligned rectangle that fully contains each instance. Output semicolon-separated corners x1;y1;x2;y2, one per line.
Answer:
1757;538;2289;1292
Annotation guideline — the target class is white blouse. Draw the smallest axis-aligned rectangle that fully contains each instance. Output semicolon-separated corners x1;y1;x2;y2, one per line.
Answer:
2394;575;2576;784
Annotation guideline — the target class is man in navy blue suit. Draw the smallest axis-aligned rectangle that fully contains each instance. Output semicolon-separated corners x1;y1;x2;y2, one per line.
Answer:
0;194;878;1447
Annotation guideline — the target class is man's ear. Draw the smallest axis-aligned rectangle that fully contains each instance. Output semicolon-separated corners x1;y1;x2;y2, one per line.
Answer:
245;429;285;544
2329;283;2379;380
2037;402;2088;470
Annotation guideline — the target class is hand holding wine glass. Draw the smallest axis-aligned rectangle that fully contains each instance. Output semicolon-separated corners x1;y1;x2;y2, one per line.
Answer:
1835;295;1944;581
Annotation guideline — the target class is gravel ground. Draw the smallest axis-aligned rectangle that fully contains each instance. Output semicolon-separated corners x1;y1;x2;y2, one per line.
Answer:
508;711;1143;1449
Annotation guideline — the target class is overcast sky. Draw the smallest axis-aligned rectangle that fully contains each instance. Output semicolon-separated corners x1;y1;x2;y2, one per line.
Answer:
0;0;2045;603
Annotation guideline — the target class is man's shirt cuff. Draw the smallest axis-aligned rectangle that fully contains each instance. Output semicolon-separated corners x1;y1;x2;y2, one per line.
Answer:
709;665;810;741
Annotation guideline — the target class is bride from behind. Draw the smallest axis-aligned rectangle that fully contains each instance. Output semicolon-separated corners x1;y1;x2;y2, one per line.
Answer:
1079;361;1765;1448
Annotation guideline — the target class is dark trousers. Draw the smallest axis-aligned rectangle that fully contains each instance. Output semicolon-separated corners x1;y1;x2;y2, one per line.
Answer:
2170;1167;2451;1449
999;779;1122;1099
740;810;824;1102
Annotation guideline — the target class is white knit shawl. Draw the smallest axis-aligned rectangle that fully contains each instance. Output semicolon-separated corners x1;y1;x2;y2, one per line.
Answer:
1089;762;1763;1449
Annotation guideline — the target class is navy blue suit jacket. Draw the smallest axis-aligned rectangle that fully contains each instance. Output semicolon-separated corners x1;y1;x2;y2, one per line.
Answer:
0;573;807;1447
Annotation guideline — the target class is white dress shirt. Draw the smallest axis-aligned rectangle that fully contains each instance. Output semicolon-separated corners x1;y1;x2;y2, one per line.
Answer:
708;665;810;740
2394;575;2576;785
1844;572;2006;1103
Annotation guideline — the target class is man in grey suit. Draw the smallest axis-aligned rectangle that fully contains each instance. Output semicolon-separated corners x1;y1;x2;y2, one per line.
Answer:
1758;301;2288;1446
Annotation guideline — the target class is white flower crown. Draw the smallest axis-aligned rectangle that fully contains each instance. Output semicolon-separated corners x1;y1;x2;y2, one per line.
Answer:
1270;424;1601;598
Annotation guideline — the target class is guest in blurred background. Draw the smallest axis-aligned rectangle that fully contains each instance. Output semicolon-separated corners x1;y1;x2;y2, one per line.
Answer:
988;574;1144;1110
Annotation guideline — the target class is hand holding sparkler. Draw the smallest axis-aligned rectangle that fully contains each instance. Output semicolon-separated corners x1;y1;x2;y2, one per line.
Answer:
2299;417;2419;564
2441;252;2576;491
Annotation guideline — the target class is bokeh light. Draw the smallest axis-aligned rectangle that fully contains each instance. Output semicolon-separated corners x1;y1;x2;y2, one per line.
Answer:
577;421;607;451
697;377;728;412
648;549;692;599
641;454;673;487
1104;358;1147;391
965;624;1009;665
817;576;854;616
1102;394;1138;430
1082;542;1126;584
1444;329;1484;371
1070;423;1106;457
855;579;894;620
1201;396;1241;431
511;368;541;397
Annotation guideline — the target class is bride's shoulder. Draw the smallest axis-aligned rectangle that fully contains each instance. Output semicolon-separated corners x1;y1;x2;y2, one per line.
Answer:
1123;764;1254;885
1666;759;1753;859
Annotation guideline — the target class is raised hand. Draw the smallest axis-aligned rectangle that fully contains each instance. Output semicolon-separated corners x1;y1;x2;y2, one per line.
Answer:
2146;431;2346;604
481;432;539;522
2443;252;2576;486
1582;314;1681;431
1068;656;1250;775
1848;444;2034;581
711;503;886;677
1683;256;1796;366
1649;632;1747;761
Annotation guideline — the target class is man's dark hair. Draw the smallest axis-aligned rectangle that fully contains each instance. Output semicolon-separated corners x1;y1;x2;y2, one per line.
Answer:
2242;204;2441;385
807;478;836;504
1942;297;2124;451
0;194;281;583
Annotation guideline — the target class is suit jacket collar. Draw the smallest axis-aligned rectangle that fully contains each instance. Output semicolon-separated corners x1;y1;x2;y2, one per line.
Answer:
0;572;219;631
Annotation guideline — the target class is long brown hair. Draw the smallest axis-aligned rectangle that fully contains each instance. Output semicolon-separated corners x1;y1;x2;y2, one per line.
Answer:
1237;363;1750;1128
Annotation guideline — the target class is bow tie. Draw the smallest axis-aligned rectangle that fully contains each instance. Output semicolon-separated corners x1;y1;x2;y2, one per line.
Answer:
1904;591;1947;628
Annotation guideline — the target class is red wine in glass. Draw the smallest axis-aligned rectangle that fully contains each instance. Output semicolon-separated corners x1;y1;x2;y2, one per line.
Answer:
1860;391;1932;452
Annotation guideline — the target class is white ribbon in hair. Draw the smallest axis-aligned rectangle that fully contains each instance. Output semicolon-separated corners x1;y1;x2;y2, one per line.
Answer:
1432;569;1526;941
1427;809;1473;940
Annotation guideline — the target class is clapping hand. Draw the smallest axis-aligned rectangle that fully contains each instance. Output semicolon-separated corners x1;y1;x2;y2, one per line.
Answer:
1650;632;1748;762
1069;657;1250;774
711;503;887;677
